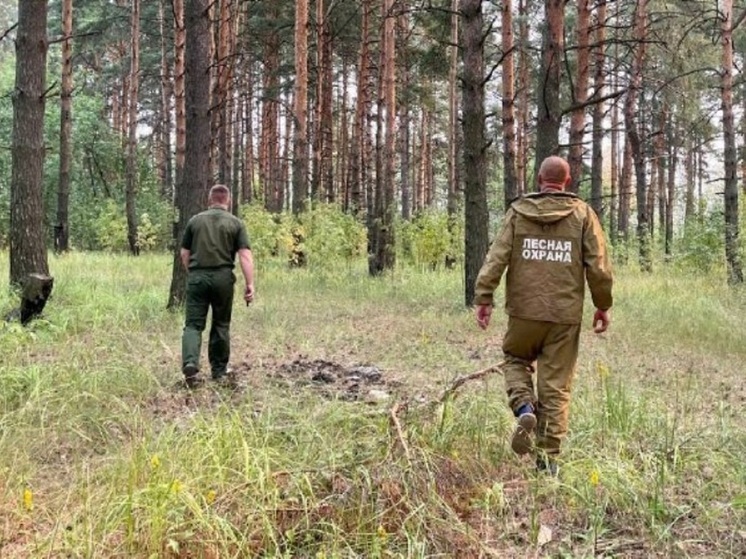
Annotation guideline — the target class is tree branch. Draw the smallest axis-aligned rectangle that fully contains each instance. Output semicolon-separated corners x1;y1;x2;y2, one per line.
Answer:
0;22;18;43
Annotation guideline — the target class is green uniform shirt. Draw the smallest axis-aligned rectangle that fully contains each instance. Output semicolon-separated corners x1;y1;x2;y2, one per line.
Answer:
181;208;250;270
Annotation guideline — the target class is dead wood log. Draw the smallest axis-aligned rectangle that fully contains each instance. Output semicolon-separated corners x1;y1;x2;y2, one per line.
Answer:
7;273;55;325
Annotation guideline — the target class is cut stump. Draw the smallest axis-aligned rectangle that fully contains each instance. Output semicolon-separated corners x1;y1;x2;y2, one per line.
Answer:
19;273;54;325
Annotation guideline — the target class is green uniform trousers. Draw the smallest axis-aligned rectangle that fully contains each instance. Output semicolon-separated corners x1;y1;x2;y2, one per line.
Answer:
502;316;581;456
182;268;235;378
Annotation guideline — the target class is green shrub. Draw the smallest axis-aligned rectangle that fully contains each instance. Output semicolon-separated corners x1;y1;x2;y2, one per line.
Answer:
674;212;725;274
299;204;367;265
398;210;462;269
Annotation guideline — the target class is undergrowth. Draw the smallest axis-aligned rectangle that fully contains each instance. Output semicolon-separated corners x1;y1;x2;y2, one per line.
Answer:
0;252;744;558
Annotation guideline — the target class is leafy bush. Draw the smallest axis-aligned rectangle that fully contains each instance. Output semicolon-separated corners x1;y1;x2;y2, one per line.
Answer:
91;199;171;253
299;204;367;265
240;203;366;267
673;212;725;274
240;203;294;260
398;210;462;269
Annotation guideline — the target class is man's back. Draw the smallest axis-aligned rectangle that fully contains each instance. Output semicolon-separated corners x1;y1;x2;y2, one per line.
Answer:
475;192;612;324
183;208;248;270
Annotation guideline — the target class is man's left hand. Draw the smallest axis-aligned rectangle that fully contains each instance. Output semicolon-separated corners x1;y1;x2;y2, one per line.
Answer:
476;304;493;330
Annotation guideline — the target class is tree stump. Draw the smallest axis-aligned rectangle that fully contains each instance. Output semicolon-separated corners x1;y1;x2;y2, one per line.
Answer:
19;273;54;325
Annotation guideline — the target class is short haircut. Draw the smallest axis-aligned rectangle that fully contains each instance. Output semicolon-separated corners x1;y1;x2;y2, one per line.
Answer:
209;184;231;205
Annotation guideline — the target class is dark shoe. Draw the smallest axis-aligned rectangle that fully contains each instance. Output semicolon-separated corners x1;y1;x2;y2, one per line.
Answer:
183;363;201;389
511;412;537;455
536;455;559;477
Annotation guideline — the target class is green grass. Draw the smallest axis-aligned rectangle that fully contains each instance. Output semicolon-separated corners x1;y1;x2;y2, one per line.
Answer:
0;251;744;558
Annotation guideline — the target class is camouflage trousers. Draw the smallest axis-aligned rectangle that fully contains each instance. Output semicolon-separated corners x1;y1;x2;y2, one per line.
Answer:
502;316;581;456
182;268;235;379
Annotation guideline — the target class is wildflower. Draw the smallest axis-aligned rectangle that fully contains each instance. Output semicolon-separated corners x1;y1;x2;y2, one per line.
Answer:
206;489;216;505
589;469;600;487
377;525;387;540
150;455;161;470
170;480;183;494
23;488;33;512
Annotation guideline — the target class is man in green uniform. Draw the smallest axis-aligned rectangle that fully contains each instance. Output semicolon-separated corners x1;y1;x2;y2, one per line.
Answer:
473;156;613;475
180;184;255;387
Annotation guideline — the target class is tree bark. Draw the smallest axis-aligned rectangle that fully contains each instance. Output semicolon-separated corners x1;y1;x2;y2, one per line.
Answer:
589;0;606;219
125;0;140;255
618;139;631;244
516;0;529;194
292;0;309;214
348;0;371;216
260;6;281;212
624;0;650;271
446;0;460;267
534;0;564;178
242;59;256;204
173;0;186;194
320;5;334;203
215;0;235;189
461;0;489;306
158;0;174;202
501;0;517;208
399;11;411;221
55;0;73;254
369;0;397;275
167;0;212;309
10;0;50;288
567;0;590;193
721;0;743;283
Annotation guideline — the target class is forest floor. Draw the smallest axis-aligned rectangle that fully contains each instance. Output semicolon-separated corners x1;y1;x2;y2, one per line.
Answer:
0;253;744;558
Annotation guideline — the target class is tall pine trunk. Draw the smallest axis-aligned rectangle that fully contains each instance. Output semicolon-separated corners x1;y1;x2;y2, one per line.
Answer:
445;0;460;267
369;0;397;275
721;0;743;283
158;0;174;201
590;0;606;219
167;0;212;309
348;0;371;216
292;0;309;214
625;0;650;272
461;0;489;305
501;0;517;208
567;0;590;193
173;0;186;196
516;0;529;193
55;0;73;254
398;11;411;220
534;0;564;176
10;0;50;287
125;0;140;255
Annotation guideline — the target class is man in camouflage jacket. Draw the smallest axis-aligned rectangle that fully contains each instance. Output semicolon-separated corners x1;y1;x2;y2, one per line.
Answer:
474;156;613;474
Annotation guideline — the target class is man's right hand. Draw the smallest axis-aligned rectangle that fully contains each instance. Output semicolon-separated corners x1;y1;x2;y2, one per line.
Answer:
593;308;610;333
244;284;255;305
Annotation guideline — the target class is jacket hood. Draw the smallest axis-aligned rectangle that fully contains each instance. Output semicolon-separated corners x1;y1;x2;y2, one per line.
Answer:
511;192;580;225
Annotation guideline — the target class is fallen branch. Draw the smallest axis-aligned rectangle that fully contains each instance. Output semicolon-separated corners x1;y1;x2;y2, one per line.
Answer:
389;400;411;463
437;360;506;404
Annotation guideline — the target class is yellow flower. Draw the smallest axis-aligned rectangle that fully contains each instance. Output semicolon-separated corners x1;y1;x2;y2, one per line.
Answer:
206;489;216;505
377;525;387;539
589;469;600;487
150;455;161;470
23;488;33;512
170;480;183;494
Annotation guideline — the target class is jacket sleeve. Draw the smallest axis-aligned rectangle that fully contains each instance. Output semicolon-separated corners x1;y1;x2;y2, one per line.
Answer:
473;210;515;306
582;207;613;310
